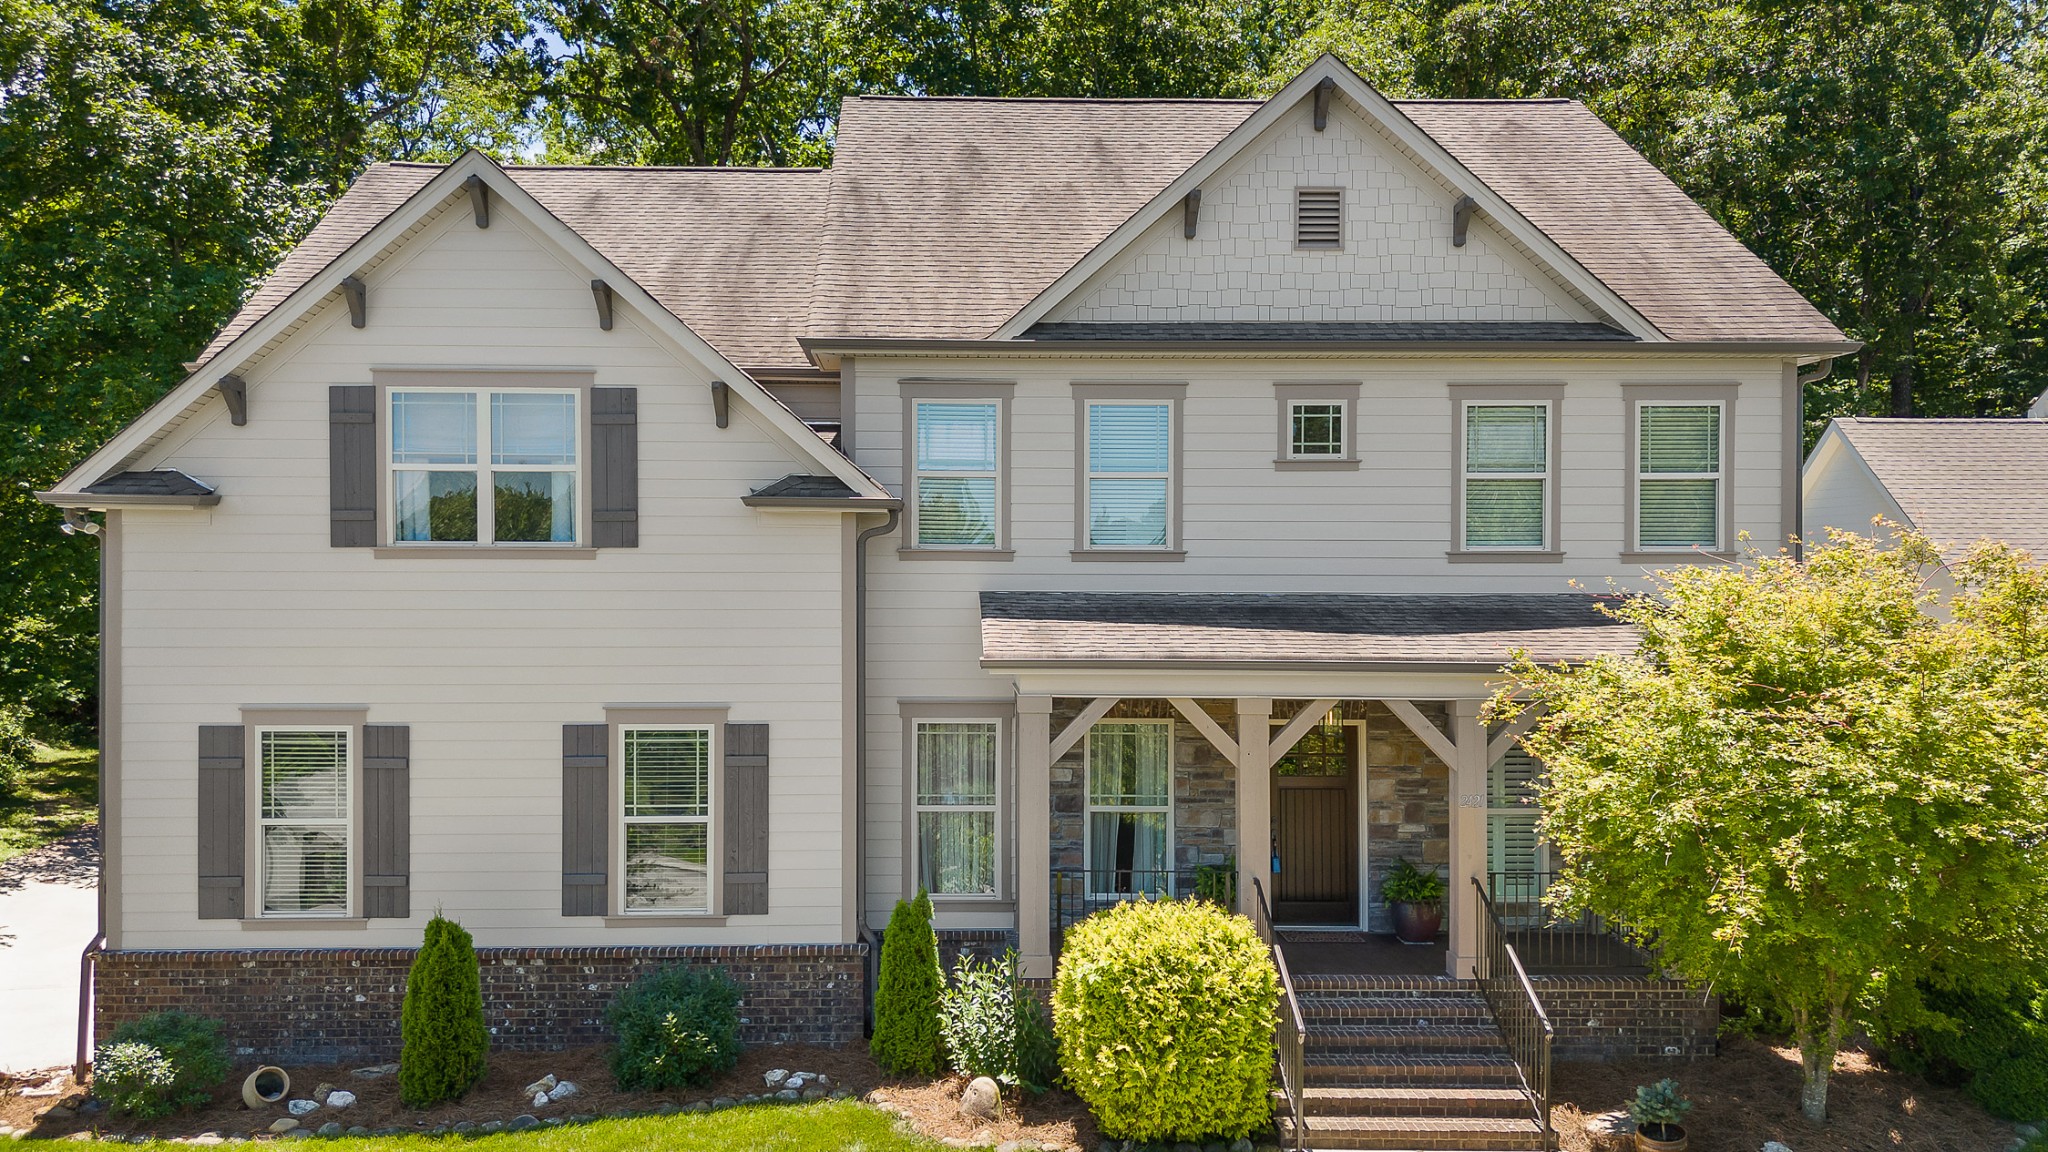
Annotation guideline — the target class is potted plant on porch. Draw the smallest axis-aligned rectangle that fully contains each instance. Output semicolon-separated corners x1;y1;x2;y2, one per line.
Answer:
1628;1078;1692;1151
1382;858;1445;944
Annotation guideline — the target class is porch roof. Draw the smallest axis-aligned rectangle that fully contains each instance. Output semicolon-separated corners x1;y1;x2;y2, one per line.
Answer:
979;591;1637;671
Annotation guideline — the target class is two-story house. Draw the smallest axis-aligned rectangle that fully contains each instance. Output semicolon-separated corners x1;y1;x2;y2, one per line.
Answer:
40;55;1852;1142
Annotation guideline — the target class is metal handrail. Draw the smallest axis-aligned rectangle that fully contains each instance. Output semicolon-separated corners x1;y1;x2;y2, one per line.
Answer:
1252;878;1308;1152
1472;876;1554;1147
1487;871;1656;974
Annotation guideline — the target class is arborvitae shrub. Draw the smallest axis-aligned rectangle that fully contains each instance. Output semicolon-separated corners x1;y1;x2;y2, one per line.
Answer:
606;965;744;1090
1052;899;1278;1142
399;916;490;1107
871;889;944;1075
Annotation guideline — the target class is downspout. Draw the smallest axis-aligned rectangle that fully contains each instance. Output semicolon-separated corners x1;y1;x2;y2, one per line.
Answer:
61;509;107;1081
853;507;900;1031
1791;358;1835;561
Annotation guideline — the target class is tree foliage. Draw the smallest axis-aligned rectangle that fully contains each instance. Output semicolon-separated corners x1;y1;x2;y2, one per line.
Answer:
1495;530;2048;1122
399;915;491;1107
871;889;944;1076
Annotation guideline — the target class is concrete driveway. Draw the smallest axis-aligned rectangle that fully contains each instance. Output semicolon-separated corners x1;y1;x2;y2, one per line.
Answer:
0;831;99;1074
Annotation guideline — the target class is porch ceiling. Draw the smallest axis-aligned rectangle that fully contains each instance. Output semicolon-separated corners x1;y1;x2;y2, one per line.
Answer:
980;591;1637;672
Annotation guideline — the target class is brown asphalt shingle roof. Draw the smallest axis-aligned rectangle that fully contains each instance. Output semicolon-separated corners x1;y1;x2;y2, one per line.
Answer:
980;591;1637;668
1834;418;2048;557
188;92;1845;375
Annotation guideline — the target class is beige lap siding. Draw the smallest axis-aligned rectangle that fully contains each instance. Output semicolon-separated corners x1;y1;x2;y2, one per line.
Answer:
111;204;852;948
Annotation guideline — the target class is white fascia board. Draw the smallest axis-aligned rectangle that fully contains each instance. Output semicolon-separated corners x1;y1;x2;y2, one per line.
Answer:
990;53;1664;343
51;150;888;501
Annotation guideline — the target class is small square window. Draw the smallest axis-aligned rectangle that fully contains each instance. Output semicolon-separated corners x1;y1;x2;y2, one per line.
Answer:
1288;401;1346;458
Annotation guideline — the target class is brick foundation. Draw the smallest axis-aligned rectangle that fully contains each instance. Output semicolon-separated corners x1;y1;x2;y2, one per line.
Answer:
934;929;1018;974
94;944;868;1064
1533;976;1719;1060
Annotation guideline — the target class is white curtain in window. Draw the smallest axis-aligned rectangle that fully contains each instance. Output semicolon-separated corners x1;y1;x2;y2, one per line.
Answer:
915;721;997;896
1087;723;1171;892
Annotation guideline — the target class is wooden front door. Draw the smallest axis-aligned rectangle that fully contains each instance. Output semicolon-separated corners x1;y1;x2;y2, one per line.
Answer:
1271;720;1359;924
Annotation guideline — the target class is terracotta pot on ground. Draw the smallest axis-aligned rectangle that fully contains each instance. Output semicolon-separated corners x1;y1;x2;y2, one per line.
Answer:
1390;900;1442;944
1634;1123;1688;1152
242;1067;290;1109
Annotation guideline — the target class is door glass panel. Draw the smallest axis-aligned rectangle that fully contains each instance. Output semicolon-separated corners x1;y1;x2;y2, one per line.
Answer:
1273;711;1349;776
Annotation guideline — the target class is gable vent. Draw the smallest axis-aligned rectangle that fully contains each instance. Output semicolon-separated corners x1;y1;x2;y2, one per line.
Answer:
1296;188;1342;249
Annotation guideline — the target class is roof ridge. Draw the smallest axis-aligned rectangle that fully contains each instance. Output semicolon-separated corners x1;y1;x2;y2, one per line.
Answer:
1842;416;2044;424
1392;97;1578;105
846;94;1262;105
383;160;828;174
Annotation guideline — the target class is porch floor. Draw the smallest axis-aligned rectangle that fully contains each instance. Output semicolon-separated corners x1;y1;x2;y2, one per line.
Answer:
1276;931;1449;977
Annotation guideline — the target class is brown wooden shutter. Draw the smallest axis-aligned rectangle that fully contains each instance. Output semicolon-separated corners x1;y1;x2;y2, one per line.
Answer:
329;385;377;547
562;724;610;916
362;725;410;919
723;722;769;915
197;725;247;919
590;387;638;548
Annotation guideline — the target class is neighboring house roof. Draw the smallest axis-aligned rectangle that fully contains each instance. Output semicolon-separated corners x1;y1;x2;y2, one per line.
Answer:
979;591;1636;669
182;66;1846;379
1828;418;2048;557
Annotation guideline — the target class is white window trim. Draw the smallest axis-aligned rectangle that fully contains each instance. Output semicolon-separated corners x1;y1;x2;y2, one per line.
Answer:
617;723;718;916
1632;399;1727;554
1082;719;1175;899
1080;398;1178;553
385;385;585;549
911;717;1004;900
255;725;355;920
908;399;1004;550
1457;397;1555;553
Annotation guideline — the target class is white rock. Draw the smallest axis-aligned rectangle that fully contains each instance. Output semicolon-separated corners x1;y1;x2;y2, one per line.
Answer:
959;1076;1001;1121
523;1075;558;1098
268;1119;299;1134
764;1069;791;1088
1763;1144;1794;1152
324;1091;355;1109
787;1074;809;1090
533;1093;550;1108
548;1082;580;1103
285;1100;319;1117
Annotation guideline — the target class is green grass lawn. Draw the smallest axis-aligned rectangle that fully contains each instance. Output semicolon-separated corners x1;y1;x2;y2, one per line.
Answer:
121;1101;942;1151
0;744;98;865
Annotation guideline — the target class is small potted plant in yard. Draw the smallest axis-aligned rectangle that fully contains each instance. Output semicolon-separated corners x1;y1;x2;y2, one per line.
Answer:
1382;858;1445;944
1628;1078;1692;1151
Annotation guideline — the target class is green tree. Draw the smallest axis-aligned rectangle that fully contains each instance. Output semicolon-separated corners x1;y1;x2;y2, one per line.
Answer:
870;889;944;1075
399;915;491;1106
1495;530;2048;1122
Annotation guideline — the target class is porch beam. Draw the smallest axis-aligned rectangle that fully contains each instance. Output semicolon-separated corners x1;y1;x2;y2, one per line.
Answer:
1017;695;1055;979
1487;705;1542;764
1448;699;1488;979
1234;697;1273;923
1267;698;1341;761
1168;697;1237;762
1385;698;1459;767
1050;696;1119;762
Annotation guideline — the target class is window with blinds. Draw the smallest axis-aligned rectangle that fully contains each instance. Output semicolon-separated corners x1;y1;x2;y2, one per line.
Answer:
1638;403;1722;549
912;401;1000;547
913;721;999;897
1296;188;1343;248
622;727;712;913
1463;403;1549;549
1086;721;1173;896
1086;402;1173;548
1487;749;1541;877
259;728;351;916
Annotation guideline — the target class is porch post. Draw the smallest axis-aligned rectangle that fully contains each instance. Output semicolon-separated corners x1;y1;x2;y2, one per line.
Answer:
1448;698;1488;978
1018;695;1055;979
1234;697;1273;921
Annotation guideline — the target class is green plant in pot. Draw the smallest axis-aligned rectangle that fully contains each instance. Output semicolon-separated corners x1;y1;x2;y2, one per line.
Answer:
1382;858;1445;944
1628;1078;1692;1151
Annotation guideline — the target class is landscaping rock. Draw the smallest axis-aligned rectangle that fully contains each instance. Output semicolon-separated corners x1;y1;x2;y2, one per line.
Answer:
1229;1141;1255;1152
815;1074;832;1089
266;1121;298;1135
1587;1110;1635;1152
349;1065;399;1079
543;1118;565;1127
42;1107;74;1122
324;1091;355;1110
655;1102;681;1115
285;1100;319;1118
802;1087;828;1102
533;1093;549;1108
765;1069;791;1088
311;1084;334;1104
478;1120;505;1134
523;1075;557;1097
507;1115;540;1132
960;1076;1002;1121
776;1089;800;1102
548;1081;580;1103
345;1127;368;1137
831;1088;854;1100
312;1123;341;1138
1763;1144;1795;1152
713;1097;738;1111
997;1141;1034;1152
683;1102;707;1114
1203;1142;1225;1152
451;1121;476;1134
1172;1143;1200;1152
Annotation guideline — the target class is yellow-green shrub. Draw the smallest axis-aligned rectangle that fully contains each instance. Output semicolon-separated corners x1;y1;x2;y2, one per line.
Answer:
1052;899;1278;1141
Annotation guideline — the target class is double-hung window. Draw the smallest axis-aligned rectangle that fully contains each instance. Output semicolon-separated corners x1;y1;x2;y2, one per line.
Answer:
1085;721;1172;896
259;728;351;917
911;401;1001;548
1636;403;1723;550
913;721;999;897
1462;402;1551;550
390;389;579;545
1084;402;1174;549
621;727;712;913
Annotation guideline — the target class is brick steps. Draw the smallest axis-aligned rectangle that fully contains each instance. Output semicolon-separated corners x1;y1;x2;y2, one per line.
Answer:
1304;1052;1524;1089
1279;1087;1533;1119
1276;1113;1546;1151
1307;1024;1510;1057
1300;996;1495;1025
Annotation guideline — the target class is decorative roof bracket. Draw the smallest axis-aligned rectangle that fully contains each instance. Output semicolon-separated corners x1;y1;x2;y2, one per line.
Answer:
1182;189;1201;239
711;380;730;428
216;374;247;426
464;174;491;228
591;280;614;331
1452;195;1477;247
1312;77;1337;131
340;276;366;328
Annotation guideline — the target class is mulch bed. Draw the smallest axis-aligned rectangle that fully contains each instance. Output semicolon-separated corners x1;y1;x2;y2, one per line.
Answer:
869;1077;1096;1150
1550;1035;2020;1152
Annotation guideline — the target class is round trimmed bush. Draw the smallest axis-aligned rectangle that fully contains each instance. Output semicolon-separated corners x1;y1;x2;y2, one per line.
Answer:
1052;898;1279;1142
606;965;743;1090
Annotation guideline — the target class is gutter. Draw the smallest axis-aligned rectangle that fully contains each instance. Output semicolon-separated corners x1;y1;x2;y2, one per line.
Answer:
801;337;1866;370
60;509;107;1080
852;507;900;1030
1789;358;1836;560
